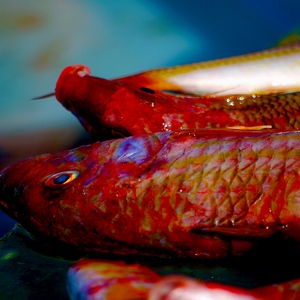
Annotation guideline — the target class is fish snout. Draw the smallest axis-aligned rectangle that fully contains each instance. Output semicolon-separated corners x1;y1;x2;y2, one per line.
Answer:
0;155;49;219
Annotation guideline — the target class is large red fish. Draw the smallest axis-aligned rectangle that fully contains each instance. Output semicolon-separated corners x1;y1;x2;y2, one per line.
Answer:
54;65;300;139
1;129;300;258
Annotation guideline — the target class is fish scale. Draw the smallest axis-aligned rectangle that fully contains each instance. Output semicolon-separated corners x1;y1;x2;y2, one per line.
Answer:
213;93;300;129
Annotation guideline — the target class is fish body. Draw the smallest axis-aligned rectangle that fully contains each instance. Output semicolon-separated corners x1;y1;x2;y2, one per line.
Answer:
116;44;300;96
1;129;300;257
67;259;300;300
55;65;300;139
67;259;161;300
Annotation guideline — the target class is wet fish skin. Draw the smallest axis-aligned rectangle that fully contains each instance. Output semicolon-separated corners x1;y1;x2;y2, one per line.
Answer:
55;65;300;139
1;129;300;257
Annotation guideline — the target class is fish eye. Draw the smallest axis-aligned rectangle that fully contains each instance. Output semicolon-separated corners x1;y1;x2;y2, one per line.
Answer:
44;171;80;188
139;87;155;94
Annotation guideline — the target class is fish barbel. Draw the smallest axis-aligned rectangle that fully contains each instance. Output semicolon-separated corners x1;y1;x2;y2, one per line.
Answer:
116;43;300;96
54;65;300;139
67;259;300;300
1;129;300;257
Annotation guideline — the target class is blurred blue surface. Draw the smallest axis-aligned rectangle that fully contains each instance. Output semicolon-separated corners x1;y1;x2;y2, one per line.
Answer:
1;0;300;236
159;0;300;61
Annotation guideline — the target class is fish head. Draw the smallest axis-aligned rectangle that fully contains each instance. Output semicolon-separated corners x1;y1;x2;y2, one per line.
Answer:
55;64;166;106
55;65;133;137
55;65;177;137
0;143;102;239
0;134;163;245
55;64;120;112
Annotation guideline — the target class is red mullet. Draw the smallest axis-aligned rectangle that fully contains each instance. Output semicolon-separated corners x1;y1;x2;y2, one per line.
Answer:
53;65;300;139
1;129;300;258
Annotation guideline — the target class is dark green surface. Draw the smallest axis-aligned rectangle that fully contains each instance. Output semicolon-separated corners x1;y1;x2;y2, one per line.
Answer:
0;226;72;300
1;225;300;299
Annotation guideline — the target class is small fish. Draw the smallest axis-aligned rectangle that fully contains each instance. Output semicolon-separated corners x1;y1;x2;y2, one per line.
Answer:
67;259;161;300
67;259;300;300
1;129;300;258
116;43;300;96
53;65;300;139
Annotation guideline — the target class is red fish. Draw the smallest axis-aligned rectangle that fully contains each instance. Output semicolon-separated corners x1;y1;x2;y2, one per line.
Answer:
54;65;300;139
1;129;300;258
67;259;300;300
67;259;161;300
